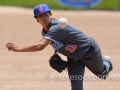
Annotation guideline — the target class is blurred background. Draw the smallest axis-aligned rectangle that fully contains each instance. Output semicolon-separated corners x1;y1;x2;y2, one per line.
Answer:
0;0;120;90
0;0;119;10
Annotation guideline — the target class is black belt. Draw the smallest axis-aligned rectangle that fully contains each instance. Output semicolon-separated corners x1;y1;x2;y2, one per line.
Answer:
84;46;94;56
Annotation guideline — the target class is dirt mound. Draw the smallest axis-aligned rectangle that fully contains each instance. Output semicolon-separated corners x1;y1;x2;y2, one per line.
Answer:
0;6;120;90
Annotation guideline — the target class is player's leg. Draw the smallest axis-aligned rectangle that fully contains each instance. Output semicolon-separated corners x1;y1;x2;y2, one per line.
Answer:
67;57;85;90
81;47;113;79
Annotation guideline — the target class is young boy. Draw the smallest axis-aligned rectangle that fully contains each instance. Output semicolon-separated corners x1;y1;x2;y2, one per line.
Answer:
6;4;113;90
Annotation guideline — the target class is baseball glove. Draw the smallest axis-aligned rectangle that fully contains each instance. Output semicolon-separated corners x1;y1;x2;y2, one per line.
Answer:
49;54;68;73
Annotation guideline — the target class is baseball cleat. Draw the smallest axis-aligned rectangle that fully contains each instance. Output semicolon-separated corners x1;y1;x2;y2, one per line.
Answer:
103;55;113;73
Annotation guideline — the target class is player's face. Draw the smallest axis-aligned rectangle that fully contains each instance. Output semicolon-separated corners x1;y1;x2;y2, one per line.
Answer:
36;12;52;27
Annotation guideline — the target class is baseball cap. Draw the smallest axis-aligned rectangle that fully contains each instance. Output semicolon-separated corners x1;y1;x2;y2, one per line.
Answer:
33;4;51;18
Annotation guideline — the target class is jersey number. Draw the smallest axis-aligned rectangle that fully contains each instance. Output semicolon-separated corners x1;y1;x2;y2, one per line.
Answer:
65;44;77;53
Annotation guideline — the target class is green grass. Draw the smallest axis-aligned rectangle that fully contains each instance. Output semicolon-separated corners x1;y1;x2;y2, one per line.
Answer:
0;0;68;9
0;0;119;10
92;0;118;10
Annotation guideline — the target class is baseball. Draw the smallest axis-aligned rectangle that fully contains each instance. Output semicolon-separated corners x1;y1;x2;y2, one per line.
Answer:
58;17;68;28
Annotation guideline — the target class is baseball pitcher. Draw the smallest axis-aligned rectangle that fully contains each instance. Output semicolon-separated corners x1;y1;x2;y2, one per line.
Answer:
6;4;113;90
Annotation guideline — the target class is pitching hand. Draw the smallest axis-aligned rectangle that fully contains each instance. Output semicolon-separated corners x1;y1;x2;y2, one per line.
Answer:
6;43;19;52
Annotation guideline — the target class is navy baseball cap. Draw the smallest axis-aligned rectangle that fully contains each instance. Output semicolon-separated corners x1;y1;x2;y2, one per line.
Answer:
33;4;51;18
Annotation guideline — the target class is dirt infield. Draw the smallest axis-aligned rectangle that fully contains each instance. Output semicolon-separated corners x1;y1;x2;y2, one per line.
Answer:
0;6;120;90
